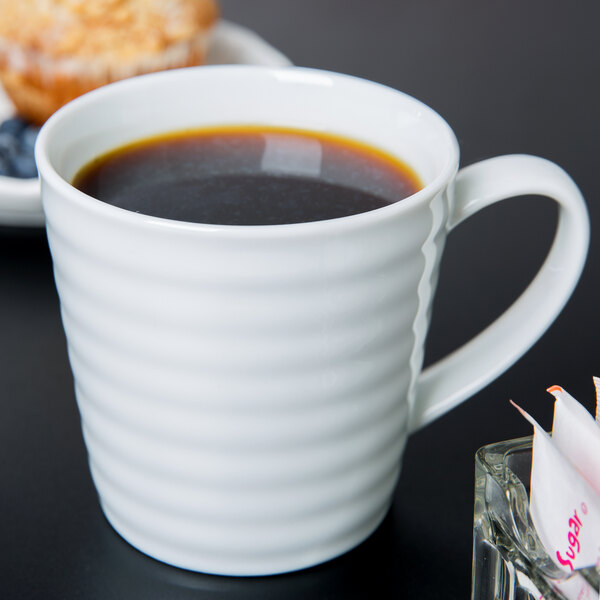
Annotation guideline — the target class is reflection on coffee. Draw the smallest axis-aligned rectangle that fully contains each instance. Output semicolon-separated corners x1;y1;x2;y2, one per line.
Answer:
72;125;422;225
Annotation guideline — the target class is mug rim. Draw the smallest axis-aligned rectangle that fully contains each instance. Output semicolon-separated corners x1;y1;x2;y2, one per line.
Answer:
36;65;460;236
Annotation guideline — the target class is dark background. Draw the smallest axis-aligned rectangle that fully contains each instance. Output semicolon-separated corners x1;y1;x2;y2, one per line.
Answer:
1;1;598;598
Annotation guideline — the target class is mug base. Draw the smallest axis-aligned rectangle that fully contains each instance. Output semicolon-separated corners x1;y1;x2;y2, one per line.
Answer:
99;498;393;577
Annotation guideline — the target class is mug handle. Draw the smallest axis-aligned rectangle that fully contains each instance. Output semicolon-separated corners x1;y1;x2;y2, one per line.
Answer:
409;154;589;432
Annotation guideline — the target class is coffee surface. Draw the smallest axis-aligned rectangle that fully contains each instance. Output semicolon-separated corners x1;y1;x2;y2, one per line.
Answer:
73;126;422;225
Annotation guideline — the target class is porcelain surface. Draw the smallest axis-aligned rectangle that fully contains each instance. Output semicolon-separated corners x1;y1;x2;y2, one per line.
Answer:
36;65;588;575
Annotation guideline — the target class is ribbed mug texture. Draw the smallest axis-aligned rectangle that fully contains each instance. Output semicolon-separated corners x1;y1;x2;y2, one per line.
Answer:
39;66;456;575
44;190;446;574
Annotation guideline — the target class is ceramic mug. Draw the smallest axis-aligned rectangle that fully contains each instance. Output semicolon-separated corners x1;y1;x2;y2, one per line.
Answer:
35;66;589;576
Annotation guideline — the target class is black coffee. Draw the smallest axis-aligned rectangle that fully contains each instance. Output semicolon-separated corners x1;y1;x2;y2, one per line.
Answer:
72;126;422;226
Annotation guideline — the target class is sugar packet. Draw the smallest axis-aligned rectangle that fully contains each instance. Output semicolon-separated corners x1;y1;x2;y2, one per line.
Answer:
513;383;600;600
514;402;600;572
549;384;600;496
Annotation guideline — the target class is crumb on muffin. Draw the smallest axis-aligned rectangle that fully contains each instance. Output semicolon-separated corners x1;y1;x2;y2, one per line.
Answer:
0;0;219;124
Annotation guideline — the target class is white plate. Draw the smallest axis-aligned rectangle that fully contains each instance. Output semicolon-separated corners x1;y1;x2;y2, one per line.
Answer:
0;20;291;228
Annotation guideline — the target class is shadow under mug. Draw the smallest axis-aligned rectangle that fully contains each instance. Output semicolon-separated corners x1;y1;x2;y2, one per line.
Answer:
35;65;589;576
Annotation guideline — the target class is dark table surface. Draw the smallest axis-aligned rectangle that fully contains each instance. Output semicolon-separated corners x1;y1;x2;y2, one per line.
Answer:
2;1;599;598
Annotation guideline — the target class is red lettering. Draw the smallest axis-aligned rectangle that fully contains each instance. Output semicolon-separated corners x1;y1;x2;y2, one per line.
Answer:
557;506;585;572
568;531;580;553
568;518;581;536
556;551;574;571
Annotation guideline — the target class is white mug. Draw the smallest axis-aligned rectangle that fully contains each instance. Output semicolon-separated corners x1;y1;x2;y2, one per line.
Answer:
35;65;589;576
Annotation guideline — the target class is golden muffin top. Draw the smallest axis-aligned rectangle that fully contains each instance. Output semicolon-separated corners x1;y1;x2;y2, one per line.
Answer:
0;0;219;59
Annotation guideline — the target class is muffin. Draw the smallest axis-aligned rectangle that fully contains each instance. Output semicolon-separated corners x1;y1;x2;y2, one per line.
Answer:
0;0;219;125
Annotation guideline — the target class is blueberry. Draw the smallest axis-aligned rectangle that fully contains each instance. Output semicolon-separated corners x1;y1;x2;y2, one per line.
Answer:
0;116;27;137
0;131;19;157
0;153;10;177
20;125;40;152
11;153;38;178
0;117;40;178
